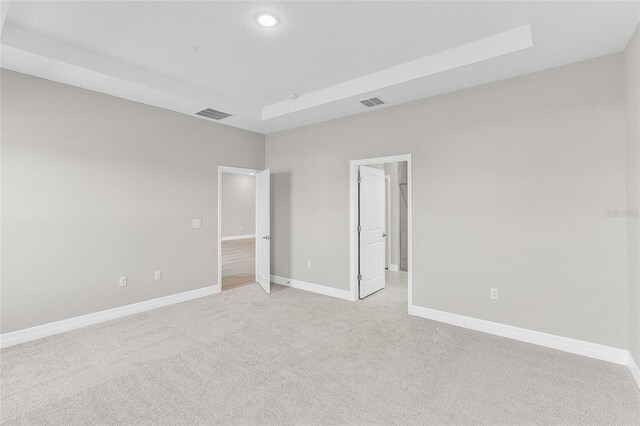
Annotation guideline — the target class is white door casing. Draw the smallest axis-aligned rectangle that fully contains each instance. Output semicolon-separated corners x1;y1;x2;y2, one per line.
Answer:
255;169;271;294
358;166;386;298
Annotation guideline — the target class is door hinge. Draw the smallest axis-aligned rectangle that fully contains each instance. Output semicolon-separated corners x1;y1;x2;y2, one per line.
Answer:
357;176;362;183
357;274;362;281
357;225;362;232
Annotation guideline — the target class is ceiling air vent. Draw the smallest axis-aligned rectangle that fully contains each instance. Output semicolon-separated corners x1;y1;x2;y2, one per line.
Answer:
359;97;385;107
195;108;232;120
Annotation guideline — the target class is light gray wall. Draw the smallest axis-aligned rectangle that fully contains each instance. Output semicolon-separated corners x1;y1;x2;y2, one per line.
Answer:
626;24;640;363
221;173;255;237
0;70;265;333
266;54;629;349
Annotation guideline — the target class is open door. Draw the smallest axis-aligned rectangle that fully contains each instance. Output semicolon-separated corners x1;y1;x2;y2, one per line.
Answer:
255;169;271;294
358;166;386;298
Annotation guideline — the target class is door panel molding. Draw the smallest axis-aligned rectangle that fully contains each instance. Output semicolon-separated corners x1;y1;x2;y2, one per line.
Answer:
358;165;386;298
255;169;271;294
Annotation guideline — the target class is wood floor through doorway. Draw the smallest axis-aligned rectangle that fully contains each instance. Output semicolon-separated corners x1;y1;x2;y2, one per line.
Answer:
221;237;255;291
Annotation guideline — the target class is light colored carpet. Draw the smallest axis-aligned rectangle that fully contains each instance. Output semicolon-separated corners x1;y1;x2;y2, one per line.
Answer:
1;272;639;425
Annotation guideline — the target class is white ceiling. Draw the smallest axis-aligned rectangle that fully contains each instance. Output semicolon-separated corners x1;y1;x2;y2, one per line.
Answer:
2;1;639;134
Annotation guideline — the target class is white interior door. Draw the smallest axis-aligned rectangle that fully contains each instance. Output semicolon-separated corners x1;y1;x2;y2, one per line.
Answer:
385;175;391;269
255;169;271;294
359;166;386;298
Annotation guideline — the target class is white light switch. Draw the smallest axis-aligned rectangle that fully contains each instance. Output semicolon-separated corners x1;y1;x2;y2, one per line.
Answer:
154;271;162;281
192;219;202;229
119;276;127;287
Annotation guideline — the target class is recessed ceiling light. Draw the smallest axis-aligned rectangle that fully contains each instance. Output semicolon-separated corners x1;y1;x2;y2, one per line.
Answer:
257;14;278;27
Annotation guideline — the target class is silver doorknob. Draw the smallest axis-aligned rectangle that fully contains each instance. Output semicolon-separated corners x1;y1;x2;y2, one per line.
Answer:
382;233;387;238
262;236;271;240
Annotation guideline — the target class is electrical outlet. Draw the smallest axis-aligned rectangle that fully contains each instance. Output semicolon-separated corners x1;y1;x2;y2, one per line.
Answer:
307;260;312;269
192;219;202;229
490;288;499;300
119;276;127;287
154;271;162;281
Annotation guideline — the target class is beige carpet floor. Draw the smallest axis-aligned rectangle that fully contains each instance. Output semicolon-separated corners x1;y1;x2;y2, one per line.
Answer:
1;272;639;425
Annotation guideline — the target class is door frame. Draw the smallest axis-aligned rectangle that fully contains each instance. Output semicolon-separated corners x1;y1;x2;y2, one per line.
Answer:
217;165;262;292
385;174;391;269
349;154;412;309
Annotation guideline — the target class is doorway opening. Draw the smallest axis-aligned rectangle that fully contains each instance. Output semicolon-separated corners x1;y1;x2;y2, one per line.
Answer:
349;155;412;310
218;167;258;291
217;166;271;294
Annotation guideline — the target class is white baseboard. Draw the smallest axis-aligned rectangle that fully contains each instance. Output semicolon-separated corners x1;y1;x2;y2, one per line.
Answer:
220;234;256;241
629;354;640;390
408;304;629;365
389;264;399;272
0;285;219;349
271;275;354;301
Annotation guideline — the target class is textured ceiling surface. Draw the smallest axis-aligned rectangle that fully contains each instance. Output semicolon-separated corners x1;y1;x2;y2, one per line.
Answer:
2;1;639;133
